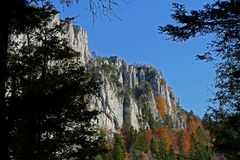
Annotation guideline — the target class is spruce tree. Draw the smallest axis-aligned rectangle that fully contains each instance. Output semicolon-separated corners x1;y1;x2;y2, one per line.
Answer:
112;134;126;160
158;137;168;160
8;5;103;159
150;138;158;158
168;145;175;160
0;1;53;159
2;0;125;159
134;130;148;152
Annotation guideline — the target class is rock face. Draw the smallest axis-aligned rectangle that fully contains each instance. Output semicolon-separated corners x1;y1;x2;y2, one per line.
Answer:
87;56;189;132
50;16;190;133
11;14;90;66
10;14;195;135
63;23;90;65
56;15;90;65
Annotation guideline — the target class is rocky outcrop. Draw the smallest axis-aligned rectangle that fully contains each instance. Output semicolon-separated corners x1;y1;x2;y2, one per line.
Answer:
87;56;189;132
21;15;190;133
9;14;197;142
53;15;90;65
11;14;90;66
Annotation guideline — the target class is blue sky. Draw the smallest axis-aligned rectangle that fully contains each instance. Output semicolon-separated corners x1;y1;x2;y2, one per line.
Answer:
53;0;216;117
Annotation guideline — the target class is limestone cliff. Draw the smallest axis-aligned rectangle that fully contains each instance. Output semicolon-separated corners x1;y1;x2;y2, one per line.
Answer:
62;21;192;133
8;14;212;160
52;15;90;65
87;56;189;132
12;14;193;133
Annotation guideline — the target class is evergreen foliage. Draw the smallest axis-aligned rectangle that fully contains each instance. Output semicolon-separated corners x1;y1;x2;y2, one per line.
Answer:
168;145;175;160
134;130;148;152
0;1;56;159
150;138;158;159
122;123;135;152
112;134;126;160
158;137;168;160
163;114;174;128
0;1;105;159
9;11;103;159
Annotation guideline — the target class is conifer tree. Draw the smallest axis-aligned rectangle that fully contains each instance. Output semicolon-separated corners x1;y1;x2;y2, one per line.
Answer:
168;145;175;160
1;0;125;159
0;1;53;159
134;130;148;152
158;137;168;160
195;127;213;160
112;134;126;160
150;138;158;158
7;4;103;160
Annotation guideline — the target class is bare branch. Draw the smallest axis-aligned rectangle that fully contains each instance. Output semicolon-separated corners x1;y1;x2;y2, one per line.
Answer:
60;0;129;22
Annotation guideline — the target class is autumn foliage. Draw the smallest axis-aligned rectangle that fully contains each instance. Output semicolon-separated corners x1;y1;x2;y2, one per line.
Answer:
115;108;210;159
154;127;171;149
148;116;206;155
145;129;152;148
181;116;205;154
187;117;204;138
155;96;167;116
182;131;191;153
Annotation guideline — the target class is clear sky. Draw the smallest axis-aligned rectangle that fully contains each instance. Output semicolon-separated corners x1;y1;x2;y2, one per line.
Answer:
53;0;216;117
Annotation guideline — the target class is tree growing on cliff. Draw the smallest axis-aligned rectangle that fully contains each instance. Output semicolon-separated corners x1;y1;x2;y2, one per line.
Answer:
158;137;168;160
159;0;240;158
134;129;148;153
112;134;126;160
150;138;158;158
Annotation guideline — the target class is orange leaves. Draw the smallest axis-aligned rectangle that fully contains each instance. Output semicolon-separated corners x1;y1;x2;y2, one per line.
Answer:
161;128;171;149
182;131;191;154
145;129;152;148
171;132;179;152
155;96;167;116
138;112;208;156
187;117;204;138
181;116;205;154
154;127;171;149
